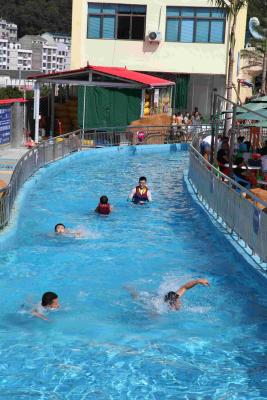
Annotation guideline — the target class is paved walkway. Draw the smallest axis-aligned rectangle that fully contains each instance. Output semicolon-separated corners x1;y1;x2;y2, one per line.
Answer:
0;146;28;187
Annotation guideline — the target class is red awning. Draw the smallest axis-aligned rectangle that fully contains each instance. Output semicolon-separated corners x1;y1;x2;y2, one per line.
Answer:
0;98;27;105
28;65;174;88
90;66;174;87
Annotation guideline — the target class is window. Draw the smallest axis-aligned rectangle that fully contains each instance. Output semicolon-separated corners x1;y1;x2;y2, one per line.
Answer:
87;3;146;40
166;7;225;43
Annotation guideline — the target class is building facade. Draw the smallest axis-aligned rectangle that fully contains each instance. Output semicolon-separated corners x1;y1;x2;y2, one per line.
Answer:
0;19;32;72
71;0;248;115
19;34;71;74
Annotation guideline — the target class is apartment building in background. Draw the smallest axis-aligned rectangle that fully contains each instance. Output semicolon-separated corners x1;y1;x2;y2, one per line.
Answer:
0;19;71;87
41;32;71;70
71;0;248;115
19;33;71;73
0;19;18;42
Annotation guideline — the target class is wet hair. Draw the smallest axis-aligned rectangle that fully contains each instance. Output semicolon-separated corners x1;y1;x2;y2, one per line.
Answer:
41;292;58;307
100;195;108;204
164;291;179;307
139;176;147;182
236;157;244;166
55;223;65;232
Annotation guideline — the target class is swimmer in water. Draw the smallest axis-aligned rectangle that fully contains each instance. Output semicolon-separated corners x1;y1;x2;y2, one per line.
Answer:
128;176;152;204
32;292;60;321
54;223;82;237
126;278;209;312
95;195;113;215
164;278;210;310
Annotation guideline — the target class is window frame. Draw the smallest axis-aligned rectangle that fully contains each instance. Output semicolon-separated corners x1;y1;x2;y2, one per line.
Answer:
165;7;226;44
87;3;147;41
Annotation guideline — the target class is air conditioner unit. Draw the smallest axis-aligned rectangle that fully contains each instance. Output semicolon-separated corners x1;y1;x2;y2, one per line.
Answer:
147;31;161;42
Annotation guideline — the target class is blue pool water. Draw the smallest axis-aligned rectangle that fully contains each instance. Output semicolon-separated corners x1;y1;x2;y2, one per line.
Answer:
0;146;266;399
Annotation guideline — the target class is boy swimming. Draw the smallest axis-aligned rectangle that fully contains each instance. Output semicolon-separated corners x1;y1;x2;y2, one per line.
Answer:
127;278;209;312
95;195;112;215
164;278;210;310
32;292;60;321
54;223;82;237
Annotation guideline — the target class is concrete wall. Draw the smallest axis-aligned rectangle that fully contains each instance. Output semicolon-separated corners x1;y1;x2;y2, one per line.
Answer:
187;74;225;115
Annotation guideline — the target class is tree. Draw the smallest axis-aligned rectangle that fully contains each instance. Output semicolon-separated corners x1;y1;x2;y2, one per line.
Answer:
210;0;249;133
242;15;267;94
0;0;72;36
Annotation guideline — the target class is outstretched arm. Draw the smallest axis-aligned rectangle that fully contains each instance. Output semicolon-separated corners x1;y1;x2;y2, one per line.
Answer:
128;188;136;201
176;279;209;298
32;309;49;321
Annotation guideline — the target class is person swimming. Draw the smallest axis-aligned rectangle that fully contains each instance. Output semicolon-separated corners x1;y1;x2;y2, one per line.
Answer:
95;195;112;215
164;278;210;310
32;292;60;321
55;223;66;234
54;223;82;237
126;278;209;312
128;176;152;204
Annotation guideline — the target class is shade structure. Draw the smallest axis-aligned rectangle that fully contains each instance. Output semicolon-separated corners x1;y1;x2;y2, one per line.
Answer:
245;120;267;128
236;109;267;121
251;95;267;103
237;102;267;114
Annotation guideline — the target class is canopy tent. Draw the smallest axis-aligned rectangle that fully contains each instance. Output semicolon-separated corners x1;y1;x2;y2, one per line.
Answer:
236;109;267;121
245;120;267;128
28;65;175;141
237;102;267;114
251;95;267;103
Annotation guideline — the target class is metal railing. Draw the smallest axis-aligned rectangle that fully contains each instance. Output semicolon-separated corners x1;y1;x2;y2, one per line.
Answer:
0;130;82;230
188;133;267;264
82;124;214;147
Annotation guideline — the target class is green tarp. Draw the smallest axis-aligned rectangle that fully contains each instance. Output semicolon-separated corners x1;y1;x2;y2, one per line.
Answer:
78;86;141;128
174;75;189;111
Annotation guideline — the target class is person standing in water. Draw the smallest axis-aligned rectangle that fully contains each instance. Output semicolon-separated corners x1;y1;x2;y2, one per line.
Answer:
128;176;152;204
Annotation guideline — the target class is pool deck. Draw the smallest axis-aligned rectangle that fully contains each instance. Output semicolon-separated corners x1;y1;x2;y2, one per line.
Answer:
0;145;28;187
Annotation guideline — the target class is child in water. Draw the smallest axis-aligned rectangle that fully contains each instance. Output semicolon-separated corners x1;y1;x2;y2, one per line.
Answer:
54;223;82;237
95;195;112;215
32;292;60;321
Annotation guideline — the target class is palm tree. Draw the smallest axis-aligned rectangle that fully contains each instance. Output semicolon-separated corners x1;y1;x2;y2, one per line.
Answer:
242;16;267;94
210;0;249;133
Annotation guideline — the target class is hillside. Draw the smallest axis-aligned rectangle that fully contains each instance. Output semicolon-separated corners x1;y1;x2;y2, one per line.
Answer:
0;0;72;37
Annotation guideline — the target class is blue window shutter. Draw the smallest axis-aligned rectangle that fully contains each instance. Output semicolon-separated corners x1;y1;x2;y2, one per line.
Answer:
196;20;209;42
210;20;224;43
180;19;194;42
166;19;179;41
88;16;101;38
88;4;101;14
103;16;115;39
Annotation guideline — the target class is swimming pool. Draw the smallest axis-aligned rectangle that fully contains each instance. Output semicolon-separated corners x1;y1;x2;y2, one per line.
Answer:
0;145;266;399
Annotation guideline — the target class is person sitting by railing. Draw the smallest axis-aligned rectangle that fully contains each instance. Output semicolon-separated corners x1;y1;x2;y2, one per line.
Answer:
217;141;230;175
259;140;267;182
25;134;37;149
233;157;257;187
